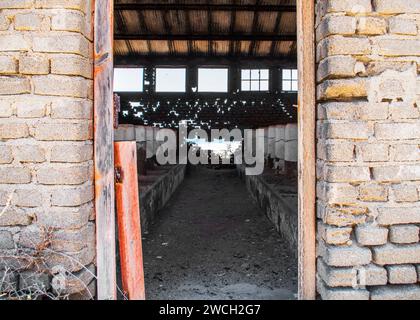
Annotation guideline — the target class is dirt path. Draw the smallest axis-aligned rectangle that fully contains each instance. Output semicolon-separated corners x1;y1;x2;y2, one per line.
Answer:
142;166;297;300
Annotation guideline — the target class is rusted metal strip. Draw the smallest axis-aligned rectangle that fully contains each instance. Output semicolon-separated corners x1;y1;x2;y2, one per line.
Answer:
115;142;146;300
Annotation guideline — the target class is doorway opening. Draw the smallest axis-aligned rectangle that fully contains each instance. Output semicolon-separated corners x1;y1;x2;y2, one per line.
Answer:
94;0;316;300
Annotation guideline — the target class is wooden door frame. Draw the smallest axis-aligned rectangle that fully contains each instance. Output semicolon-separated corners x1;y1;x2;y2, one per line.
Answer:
93;0;317;300
297;0;317;300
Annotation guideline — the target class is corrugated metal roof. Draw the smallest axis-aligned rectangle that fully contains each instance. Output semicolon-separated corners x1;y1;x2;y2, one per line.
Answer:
114;0;297;59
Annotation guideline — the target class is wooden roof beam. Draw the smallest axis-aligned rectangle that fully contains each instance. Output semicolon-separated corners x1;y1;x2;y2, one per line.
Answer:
115;34;296;41
115;3;296;12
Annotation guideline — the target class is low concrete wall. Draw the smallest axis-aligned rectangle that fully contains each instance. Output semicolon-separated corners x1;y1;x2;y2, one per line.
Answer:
238;166;298;255
139;165;186;233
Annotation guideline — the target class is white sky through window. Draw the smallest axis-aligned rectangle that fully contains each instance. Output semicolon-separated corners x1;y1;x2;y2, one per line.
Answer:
113;68;144;92
282;69;298;92
156;68;186;92
198;68;229;92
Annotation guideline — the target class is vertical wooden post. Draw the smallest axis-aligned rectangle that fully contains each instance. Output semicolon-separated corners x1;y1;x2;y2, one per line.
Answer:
297;0;317;300
115;142;146;300
94;0;117;300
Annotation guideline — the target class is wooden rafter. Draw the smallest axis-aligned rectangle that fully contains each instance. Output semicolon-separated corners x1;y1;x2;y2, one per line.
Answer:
114;34;296;41
115;3;296;12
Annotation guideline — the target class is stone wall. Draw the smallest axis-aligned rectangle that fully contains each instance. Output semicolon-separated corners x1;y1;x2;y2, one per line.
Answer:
0;0;95;298
316;0;420;299
238;165;298;256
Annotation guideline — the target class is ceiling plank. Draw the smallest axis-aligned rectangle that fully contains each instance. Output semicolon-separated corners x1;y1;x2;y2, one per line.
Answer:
115;34;296;41
115;3;296;12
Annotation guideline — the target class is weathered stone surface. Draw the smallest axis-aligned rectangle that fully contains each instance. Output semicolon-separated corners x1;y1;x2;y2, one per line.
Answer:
389;17;417;36
317;278;369;300
318;182;358;205
52;223;95;252
318;78;368;100
52;263;95;295
324;165;371;183
0;1;94;298
318;102;388;121
0;77;31;95
371;285;420;300
14;145;46;163
36;204;93;229
361;264;388;286
36;164;91;185
392;144;420;162
389;225;419;244
0;167;31;184
355;225;388;246
14;188;44;207
322;122;370;140
16;99;47;118
358;144;389;162
15;13;44;31
50;99;92;120
373;244;420;265
316;16;356;41
317;36;371;62
357;17;386;35
0;145;13;164
319;242;372;267
318;222;352;245
373;0;420;14
358;183;388;202
319;204;368;227
33;34;89;56
392;184;420;203
317;258;356;287
0;56;18;74
375;123;420;140
315;0;420;300
33;75;91;98
33;122;92;141
372;166;420;182
0;270;18;292
387;265;418;284
51;185;94;207
50;144;93;163
0;230;14;249
19;54;50;75
19;271;51;291
377;207;420;226
0;208;33;227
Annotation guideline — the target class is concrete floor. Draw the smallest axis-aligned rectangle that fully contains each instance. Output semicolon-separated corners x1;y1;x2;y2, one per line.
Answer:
142;166;297;300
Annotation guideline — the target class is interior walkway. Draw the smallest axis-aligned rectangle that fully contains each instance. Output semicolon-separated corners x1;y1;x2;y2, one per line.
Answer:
142;165;297;300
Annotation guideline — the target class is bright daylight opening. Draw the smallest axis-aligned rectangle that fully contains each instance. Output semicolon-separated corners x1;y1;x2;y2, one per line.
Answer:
113;68;144;92
282;69;298;92
155;68;186;92
198;68;229;93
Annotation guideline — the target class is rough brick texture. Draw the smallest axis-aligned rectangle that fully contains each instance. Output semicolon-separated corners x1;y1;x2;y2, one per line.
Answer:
316;0;420;300
0;1;94;298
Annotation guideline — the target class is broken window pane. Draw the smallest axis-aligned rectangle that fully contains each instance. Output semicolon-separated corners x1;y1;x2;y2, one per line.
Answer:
156;68;186;92
113;68;144;92
198;68;229;92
